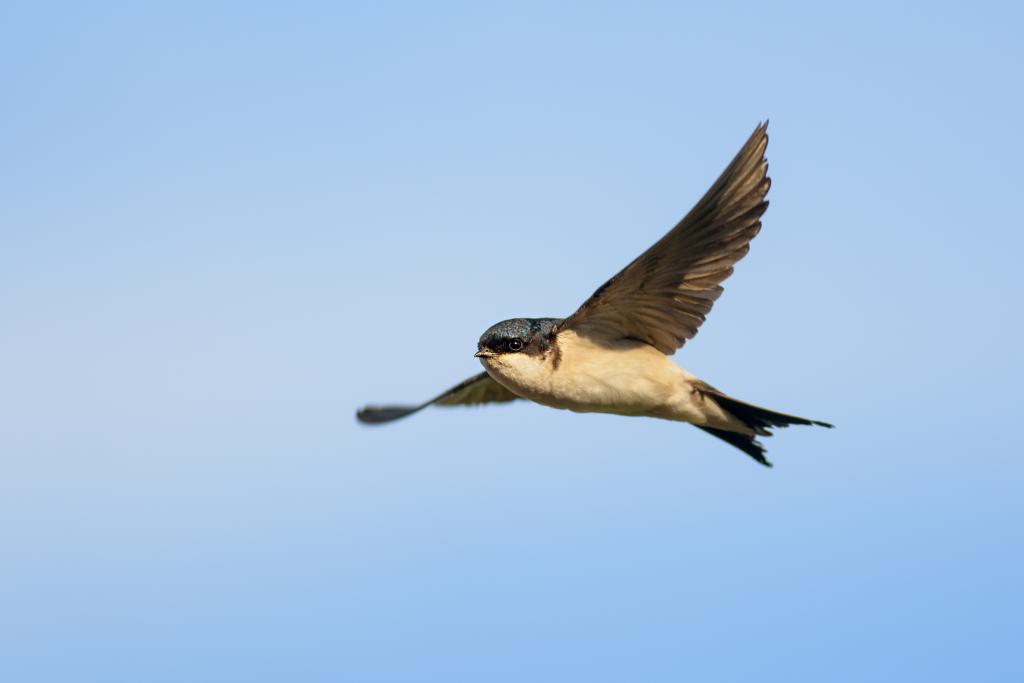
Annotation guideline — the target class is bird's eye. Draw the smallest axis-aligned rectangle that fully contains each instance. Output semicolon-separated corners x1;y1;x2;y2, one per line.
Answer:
508;339;524;352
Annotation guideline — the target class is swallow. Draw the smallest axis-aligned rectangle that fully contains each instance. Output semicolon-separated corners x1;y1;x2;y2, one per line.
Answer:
357;122;832;466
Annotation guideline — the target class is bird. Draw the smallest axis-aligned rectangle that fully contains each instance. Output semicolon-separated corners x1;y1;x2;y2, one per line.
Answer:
356;122;832;466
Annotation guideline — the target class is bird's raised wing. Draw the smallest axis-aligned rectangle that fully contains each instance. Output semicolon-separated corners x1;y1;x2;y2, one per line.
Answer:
557;122;771;355
356;371;520;424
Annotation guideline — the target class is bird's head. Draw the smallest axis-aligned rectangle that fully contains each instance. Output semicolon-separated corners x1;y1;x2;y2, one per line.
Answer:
475;318;561;361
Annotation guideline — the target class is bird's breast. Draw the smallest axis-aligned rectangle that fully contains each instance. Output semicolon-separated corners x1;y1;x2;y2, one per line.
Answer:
481;330;689;415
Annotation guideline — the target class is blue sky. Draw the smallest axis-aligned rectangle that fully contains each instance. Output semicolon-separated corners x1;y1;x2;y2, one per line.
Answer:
2;2;1022;681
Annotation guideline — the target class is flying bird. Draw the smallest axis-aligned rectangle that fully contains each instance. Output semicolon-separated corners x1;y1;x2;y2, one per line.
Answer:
357;123;832;466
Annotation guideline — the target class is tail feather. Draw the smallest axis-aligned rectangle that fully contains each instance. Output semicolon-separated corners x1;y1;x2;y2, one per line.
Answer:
694;382;833;466
696;426;772;467
708;389;834;434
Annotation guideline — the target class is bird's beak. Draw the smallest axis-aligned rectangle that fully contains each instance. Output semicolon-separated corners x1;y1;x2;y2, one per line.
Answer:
474;350;496;358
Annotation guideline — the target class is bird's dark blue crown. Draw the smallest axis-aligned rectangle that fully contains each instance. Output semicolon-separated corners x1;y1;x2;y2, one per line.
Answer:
478;317;562;353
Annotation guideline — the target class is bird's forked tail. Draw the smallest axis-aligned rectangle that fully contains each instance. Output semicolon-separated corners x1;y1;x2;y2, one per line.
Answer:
693;383;833;467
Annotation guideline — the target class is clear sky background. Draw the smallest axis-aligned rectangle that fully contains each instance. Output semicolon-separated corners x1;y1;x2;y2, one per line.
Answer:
2;2;1022;681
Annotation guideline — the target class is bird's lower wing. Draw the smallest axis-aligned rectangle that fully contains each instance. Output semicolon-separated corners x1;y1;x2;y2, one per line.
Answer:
356;371;520;424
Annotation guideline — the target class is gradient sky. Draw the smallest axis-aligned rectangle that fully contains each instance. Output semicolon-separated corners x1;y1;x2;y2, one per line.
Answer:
2;2;1022;681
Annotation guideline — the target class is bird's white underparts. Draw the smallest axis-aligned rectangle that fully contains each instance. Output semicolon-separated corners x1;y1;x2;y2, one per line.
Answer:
479;328;723;423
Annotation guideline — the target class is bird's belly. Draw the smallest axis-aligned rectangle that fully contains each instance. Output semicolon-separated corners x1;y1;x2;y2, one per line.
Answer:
547;348;682;415
482;335;694;417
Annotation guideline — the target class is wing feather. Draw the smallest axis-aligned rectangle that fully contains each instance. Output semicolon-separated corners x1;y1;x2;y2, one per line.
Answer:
356;372;520;425
557;122;771;354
